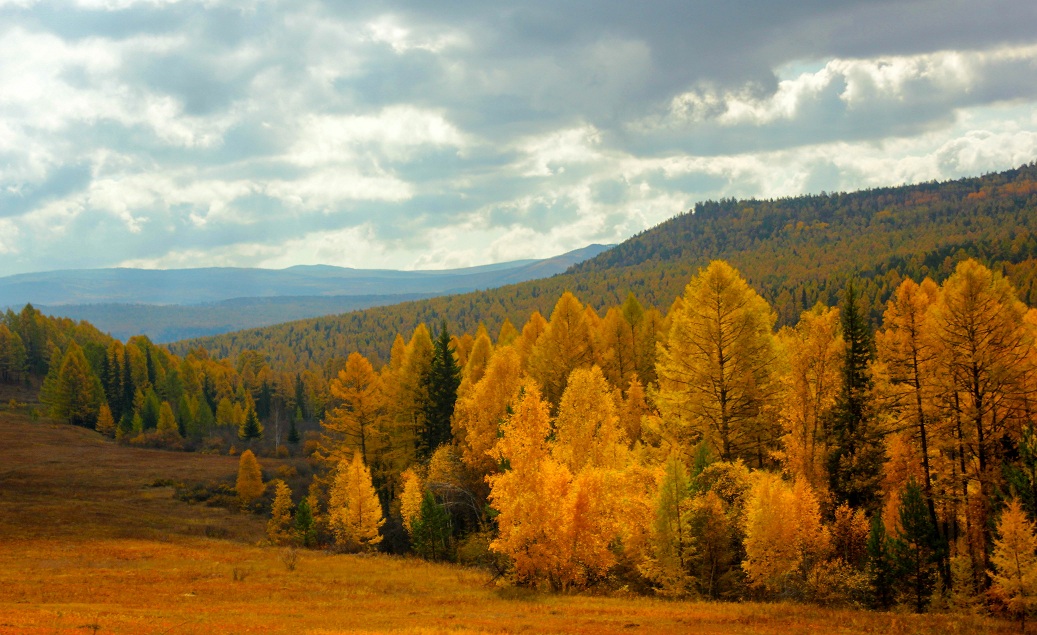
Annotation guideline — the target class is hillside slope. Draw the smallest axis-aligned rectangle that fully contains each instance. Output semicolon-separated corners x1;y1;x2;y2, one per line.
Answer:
170;163;1037;370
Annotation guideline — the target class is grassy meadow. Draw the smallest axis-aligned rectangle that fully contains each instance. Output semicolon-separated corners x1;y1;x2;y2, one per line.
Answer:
0;411;1017;634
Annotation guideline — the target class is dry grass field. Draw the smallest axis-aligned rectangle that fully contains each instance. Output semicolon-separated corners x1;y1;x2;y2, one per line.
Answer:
0;411;1018;634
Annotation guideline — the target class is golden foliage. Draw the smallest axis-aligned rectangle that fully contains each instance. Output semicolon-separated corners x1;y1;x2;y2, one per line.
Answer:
990;499;1037;620
267;479;294;546
235;449;264;506
329;451;385;551
451;346;522;476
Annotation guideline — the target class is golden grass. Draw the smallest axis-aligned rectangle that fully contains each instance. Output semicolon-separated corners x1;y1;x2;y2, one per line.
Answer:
0;413;1017;634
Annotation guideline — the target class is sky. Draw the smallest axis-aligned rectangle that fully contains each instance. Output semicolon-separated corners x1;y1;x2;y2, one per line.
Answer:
1;1;1036;276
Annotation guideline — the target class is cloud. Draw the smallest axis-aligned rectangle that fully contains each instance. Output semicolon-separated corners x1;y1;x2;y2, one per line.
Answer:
0;1;1035;277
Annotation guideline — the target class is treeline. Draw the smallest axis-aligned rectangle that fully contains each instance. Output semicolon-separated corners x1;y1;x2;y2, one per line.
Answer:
169;163;1037;377
255;257;1036;617
0;305;324;454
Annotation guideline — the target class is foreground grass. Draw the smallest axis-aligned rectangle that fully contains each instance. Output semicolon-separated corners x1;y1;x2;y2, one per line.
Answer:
0;413;1015;634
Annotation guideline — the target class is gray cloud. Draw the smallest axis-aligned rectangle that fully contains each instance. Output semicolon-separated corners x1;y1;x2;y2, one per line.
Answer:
0;0;1035;275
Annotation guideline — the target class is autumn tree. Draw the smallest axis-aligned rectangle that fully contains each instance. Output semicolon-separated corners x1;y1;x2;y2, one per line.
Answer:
528;292;595;406
742;473;830;595
452;346;523;477
321;352;386;467
44;341;104;427
0;324;26;383
236;449;265;508
990;499;1037;629
553;366;628;472
459;329;493;396
328;451;385;551
95;402;116;437
656;261;779;464
777;304;843;498
157;401;180;437
930;259;1034;579
399;467;425;536
643;453;694;595
268;480;294;545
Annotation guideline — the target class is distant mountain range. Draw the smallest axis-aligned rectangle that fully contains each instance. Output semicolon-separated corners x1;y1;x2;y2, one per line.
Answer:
2;244;612;342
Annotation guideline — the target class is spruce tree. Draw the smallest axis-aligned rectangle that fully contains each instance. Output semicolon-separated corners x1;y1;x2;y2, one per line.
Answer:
422;320;460;457
287;415;300;445
866;514;896;610
891;479;944;612
828;279;884;511
294;497;316;547
411;490;452;561
239;405;264;442
140;389;161;430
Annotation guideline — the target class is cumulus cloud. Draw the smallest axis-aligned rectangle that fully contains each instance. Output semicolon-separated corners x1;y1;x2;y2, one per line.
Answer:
0;0;1035;276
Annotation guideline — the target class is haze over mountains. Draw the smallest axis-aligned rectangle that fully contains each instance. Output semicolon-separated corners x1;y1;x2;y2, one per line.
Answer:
2;244;611;342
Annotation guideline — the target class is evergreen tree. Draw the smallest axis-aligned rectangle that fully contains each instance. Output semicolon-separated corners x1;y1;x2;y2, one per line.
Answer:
294;496;316;547
140;389;161;431
828;279;884;511
0;324;26;384
195;398;215;438
410;490;452;561
891;479;943;612
1006;424;1037;522
287;416;300;445
239;405;264;442
422;320;460;457
866;514;896;610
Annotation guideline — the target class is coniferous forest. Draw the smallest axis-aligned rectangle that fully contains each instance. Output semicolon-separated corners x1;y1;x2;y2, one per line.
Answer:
5;164;1037;618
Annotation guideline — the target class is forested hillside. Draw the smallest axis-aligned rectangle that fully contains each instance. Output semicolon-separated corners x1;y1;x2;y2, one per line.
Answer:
170;163;1037;373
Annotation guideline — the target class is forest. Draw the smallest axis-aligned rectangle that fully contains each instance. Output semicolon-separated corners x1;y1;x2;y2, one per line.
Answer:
168;163;1037;374
3;163;1037;619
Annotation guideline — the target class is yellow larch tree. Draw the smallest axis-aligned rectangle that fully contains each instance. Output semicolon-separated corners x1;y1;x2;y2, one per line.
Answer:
776;304;843;498
458;329;493;397
95;402;116;437
742;472;830;593
515;311;548;370
618;374;650;446
598;306;637;391
990;499;1037;628
236;449;264;508
552;366;628;472
451;346;523;477
267;479;294;545
399;466;425;536
157;401;180;436
528;292;596;406
320;351;387;467
329;450;385;551
655;260;780;464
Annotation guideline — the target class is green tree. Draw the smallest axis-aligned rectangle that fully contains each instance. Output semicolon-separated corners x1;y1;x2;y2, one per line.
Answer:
239;405;264;442
828;279;884;512
891;479;943;612
411;490;452;561
0;324;26;383
423;321;460;457
294;497;316;547
140;389;161;431
866;514;896;610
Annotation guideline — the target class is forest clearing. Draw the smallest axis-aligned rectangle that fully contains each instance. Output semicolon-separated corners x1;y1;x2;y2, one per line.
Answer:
0;412;1013;634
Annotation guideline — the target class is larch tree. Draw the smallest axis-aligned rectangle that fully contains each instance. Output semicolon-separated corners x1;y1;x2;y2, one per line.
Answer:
0;323;26;383
931;259;1035;580
157;401;180;437
459;329;493;396
777;304;843;498
268;480;295;545
990;499;1037;630
527;293;596;407
328;450;385;552
321;351;387;467
95;402;116;437
451;346;523;477
496;319;520;347
46;341;105;427
655;260;779;465
553;366;629;472
643;453;694;595
236;449;265;508
598;306;637;391
399;467;425;535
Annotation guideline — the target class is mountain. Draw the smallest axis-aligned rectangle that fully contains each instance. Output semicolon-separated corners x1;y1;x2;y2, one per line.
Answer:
4;244;612;342
0;244;612;307
168;162;1037;371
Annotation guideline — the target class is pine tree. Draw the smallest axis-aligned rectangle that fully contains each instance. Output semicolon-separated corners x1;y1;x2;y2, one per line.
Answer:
287;416;300;445
423;320;460;457
267;480;295;546
195;398;215;438
236;449;265;508
990;499;1037;630
891;478;943;612
411;490;452;561
328;451;385;551
828;278;884;512
239;405;263;442
140;389;161;430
